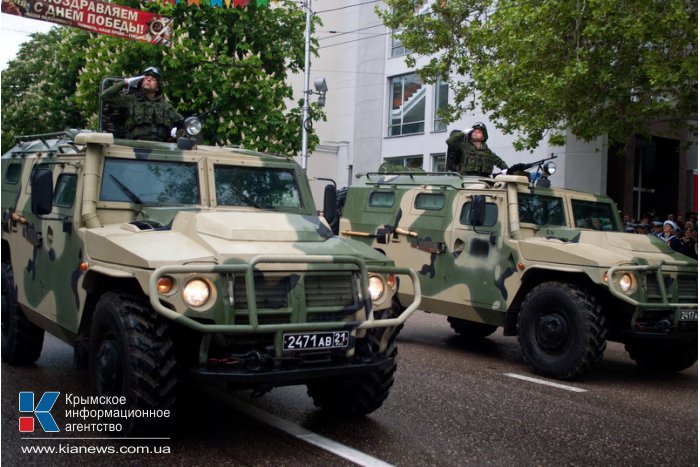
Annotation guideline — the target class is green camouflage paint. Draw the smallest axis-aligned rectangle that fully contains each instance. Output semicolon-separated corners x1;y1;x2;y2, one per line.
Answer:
341;171;698;378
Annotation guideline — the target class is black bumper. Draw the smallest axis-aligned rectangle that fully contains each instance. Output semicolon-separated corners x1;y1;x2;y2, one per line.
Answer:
187;356;394;387
620;325;698;344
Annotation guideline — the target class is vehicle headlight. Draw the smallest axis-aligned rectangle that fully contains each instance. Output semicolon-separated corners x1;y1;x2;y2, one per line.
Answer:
617;273;636;293
182;278;210;307
184;116;202;136
543;161;556;175
368;276;385;301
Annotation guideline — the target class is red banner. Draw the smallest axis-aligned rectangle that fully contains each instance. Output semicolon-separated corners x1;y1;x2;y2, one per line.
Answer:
1;0;174;46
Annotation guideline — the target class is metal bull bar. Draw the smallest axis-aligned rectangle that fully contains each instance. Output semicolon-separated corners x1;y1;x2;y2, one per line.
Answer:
606;261;698;310
148;254;421;333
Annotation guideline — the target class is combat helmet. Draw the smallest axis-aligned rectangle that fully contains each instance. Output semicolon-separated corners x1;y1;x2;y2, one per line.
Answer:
141;66;164;95
466;121;489;142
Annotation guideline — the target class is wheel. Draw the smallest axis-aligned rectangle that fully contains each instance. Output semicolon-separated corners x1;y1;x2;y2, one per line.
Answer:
89;292;177;435
517;282;607;380
306;351;397;417
448;316;498;339
1;262;44;365
625;341;698;373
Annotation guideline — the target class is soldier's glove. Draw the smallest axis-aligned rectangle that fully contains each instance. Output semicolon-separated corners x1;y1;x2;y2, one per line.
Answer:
506;163;527;175
125;75;144;87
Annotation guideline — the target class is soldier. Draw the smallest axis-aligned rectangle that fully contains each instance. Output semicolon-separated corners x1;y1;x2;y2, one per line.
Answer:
100;66;183;142
446;122;508;176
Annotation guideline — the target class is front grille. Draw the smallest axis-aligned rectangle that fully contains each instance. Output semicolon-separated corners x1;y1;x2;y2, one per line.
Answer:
233;274;292;310
644;272;698;304
232;272;361;325
678;274;698;302
305;274;358;309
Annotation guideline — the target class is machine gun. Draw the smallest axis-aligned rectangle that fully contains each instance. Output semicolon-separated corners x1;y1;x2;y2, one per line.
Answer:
506;154;558;187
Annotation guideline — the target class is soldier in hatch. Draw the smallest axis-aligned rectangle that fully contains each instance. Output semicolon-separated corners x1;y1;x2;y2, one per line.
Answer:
100;66;183;141
446;122;508;176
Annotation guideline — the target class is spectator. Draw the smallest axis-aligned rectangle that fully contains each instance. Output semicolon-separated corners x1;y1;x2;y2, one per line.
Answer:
680;228;697;259
684;221;694;234
637;223;651;236
658;220;685;254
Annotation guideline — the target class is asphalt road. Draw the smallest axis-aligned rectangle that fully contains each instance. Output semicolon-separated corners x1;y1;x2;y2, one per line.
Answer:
3;311;697;466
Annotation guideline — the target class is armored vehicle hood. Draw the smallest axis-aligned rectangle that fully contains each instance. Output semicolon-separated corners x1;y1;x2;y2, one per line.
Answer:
519;230;695;267
86;210;383;268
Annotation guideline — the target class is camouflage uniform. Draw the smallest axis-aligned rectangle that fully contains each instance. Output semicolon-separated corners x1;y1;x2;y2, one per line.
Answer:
100;76;183;142
446;129;507;176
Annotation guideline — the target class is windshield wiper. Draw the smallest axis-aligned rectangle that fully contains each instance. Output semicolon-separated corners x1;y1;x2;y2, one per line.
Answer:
110;174;144;205
226;186;261;208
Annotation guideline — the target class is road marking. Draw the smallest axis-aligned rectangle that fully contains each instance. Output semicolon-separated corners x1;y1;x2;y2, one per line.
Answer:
504;373;588;393
204;387;394;467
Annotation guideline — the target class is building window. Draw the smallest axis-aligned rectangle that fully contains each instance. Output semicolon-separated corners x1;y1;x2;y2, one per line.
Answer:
384;155;424;170
391;33;408;57
434;79;448;132
389;74;425;136
432;153;446;172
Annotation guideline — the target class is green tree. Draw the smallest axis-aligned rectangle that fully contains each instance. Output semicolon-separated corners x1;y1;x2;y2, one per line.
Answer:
2;0;322;156
1;28;90;152
380;0;697;150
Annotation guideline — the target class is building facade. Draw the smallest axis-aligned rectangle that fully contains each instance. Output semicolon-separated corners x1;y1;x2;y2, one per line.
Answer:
294;1;698;219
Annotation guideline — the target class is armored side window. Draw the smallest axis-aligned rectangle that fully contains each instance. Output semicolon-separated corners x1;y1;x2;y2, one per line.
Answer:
53;174;77;208
5;162;23;184
518;193;565;226
368;191;395;208
460;202;498;226
415;193;445;211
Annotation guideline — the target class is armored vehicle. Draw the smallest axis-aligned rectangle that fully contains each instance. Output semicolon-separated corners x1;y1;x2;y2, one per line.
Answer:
339;164;697;379
1;130;420;434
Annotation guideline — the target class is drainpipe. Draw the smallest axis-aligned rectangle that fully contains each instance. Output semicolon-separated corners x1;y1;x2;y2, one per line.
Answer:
507;183;521;240
75;133;112;228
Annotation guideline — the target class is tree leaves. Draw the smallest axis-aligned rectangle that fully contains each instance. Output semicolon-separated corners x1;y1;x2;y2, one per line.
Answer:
380;0;697;150
2;0;321;156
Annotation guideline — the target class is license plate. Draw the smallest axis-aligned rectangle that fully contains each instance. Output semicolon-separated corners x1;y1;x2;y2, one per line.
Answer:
679;309;698;321
283;331;349;351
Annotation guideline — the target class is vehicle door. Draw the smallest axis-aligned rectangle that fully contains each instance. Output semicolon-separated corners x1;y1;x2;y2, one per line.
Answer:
450;190;512;314
10;158;82;331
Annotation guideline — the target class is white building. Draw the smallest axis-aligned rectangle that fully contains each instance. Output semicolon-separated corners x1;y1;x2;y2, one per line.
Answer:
293;1;697;219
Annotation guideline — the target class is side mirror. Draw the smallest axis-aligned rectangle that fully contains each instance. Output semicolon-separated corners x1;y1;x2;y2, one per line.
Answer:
469;195;486;226
31;168;54;215
323;184;337;226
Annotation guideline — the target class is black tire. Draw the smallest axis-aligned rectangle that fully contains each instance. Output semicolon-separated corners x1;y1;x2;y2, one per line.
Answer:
448;316;498;339
517;282;607;380
1;262;44;365
625;341;698;373
307;299;401;416
89;292;177;435
306;351;397;417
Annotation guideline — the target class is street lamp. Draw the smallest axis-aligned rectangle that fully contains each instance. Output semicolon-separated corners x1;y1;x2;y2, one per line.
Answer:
313;78;328;107
300;0;328;170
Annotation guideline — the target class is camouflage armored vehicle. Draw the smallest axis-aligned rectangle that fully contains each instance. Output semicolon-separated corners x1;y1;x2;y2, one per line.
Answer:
339;163;697;379
1;129;420;434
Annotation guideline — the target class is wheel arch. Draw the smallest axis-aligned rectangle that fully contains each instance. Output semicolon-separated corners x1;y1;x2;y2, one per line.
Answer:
78;270;145;342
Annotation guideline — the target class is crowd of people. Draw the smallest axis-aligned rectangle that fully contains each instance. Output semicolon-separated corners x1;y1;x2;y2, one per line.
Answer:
623;212;698;259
